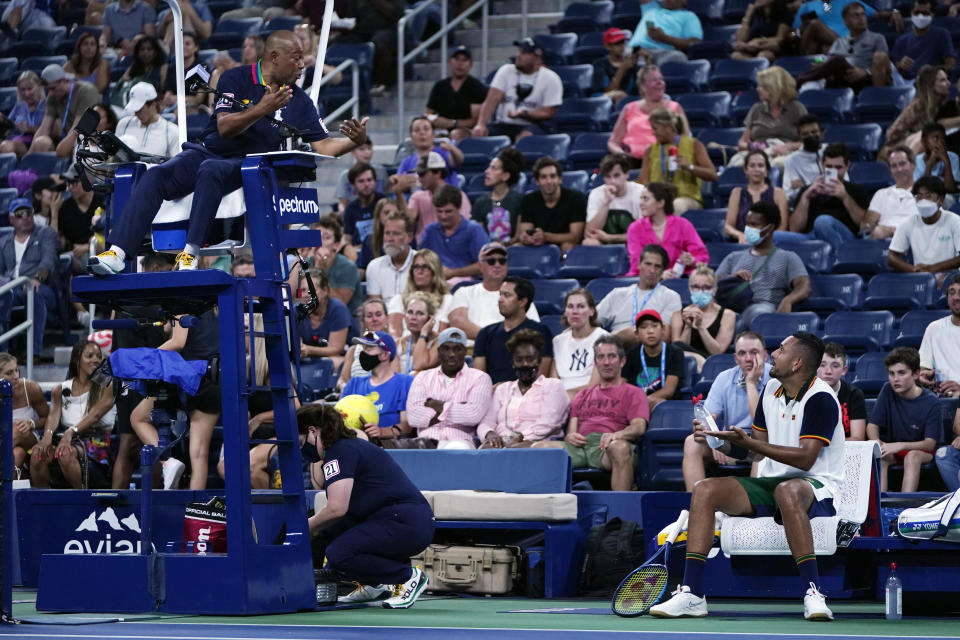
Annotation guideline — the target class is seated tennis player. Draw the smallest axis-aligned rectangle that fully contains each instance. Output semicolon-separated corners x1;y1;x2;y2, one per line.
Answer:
299;403;434;609
651;332;844;621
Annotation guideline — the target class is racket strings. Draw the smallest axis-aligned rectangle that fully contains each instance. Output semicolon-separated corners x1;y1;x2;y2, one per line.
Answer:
612;565;669;615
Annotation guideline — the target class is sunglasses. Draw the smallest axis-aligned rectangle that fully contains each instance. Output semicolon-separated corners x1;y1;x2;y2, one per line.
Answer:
11;210;32;218
484;257;507;266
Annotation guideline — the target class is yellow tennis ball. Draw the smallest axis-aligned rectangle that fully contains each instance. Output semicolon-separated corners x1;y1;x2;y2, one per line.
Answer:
334;394;379;430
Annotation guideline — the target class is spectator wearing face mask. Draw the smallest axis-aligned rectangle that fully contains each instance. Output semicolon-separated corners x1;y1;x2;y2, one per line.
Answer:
887;176;960;285
670;265;737;371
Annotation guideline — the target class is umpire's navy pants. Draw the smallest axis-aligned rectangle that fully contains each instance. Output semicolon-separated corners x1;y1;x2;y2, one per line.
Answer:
325;501;435;585
108;143;244;254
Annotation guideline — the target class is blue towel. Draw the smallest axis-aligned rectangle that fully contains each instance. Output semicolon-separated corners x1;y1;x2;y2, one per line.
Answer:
109;348;208;396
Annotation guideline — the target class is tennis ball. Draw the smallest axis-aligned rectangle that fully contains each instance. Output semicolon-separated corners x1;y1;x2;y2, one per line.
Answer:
335;394;379;430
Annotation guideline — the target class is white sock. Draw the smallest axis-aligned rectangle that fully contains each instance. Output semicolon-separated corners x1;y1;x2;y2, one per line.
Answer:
183;243;199;257
109;246;125;262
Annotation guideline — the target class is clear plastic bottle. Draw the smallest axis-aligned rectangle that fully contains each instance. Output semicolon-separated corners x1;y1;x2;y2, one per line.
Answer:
670;258;685;278
692;396;722;449
885;562;902;620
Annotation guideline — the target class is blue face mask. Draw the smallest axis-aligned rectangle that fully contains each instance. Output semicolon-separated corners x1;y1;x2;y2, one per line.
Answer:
744;225;764;245
690;291;713;308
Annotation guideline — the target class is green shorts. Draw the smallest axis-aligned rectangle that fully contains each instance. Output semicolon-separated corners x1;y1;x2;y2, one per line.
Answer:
563;432;636;469
735;476;837;523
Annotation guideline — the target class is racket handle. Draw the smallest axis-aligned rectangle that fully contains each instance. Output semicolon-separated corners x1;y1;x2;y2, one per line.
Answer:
666;509;690;545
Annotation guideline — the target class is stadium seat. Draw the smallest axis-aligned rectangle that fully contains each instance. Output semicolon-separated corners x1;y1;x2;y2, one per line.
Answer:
506;245;562;279
851;352;888;394
207;0;236;19
552;1;614;34
552;64;594;98
847;161;893;193
694;352;736;395
540;314;566;338
640;400;695;490
562;170;590;193
456;136;511;174
862;272;937;311
829;239;889;275
557;244;629;278
676;92;731;128
687;0;724;23
798;88;855;124
661;60;711;94
686;25;738;59
730;89;758;123
214;17;262;34
69;25;103;39
683;208;726;242
699;127;745;166
262;15;301;32
779;239;834;273
19;55;67;74
709;58;769;93
714;166;747;205
530;278;580;315
20;26;67;49
775;55;819;76
0;187;17;218
660;277;691;307
548;97;612;133
822;310;895;354
0;57;16;84
894;309;950;347
705;241;743;270
0;153;15;186
567;132;611;170
823;123;882;161
3;42;51;58
577;31;606;48
611;10;642;29
533;33;578;65
572;44;607;65
298;359;336;402
679;355;699;396
795;273;864;313
465;172;490;194
0;87;15;114
749;312;821;348
721;0;751;22
18;152;62;176
515;134;571;165
585;276;637;303
855;85;915;127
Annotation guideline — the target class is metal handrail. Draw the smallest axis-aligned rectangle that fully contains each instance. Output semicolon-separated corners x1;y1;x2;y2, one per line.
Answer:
0;277;34;380
397;0;490;142
315;58;360;123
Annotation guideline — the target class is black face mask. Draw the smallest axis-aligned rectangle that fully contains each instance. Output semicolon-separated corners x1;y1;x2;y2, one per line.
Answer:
301;437;322;464
515;365;538;385
358;351;381;372
802;137;821;153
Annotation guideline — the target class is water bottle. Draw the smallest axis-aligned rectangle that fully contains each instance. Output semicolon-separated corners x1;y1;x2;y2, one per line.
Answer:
487;204;511;242
885;563;902;620
692;395;723;449
668;146;679;173
670;258;685;278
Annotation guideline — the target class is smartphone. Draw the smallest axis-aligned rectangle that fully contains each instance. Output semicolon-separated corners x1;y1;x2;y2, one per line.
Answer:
824;168;838;182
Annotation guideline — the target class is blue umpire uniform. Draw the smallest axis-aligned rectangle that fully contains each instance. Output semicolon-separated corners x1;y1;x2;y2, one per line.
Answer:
107;61;330;255
320;437;435;586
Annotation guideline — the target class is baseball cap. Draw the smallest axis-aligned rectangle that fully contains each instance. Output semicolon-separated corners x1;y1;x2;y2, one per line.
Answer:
437;327;468;347
634;309;663;326
352;330;397;361
450;45;472;59
61;165;80;181
32;176;64;193
8;198;33;216
40;64;73;84
125;82;158;114
513;37;543;56
416;151;447;173
944;271;960;290
603;27;628;45
478;241;507;259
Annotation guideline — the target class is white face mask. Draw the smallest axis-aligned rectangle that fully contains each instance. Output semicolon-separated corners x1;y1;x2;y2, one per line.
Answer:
912;13;932;29
916;199;939;219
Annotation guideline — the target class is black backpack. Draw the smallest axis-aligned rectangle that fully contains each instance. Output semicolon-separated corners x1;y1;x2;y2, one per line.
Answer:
579;517;645;597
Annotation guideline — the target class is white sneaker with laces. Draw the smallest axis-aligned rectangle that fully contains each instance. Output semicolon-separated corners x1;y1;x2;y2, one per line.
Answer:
649;585;708;618
803;582;834;621
162;458;185;489
88;250;125;275
338;583;391;603
382;567;428;609
175;251;198;271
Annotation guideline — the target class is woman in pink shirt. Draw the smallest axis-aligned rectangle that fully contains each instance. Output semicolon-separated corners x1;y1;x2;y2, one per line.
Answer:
625;182;710;277
607;66;689;163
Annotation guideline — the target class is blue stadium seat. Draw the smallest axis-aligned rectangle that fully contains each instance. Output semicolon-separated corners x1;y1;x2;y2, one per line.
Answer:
730;89;758;123
822;310;895;354
69;25;102;39
721;0;751;22
796;273;864;313
676;92;731;128
552;64;594;98
533;33;578;65
0;87;15;114
21;26;67;48
457;135;511;173
699;127;745;166
552;1;614;34
687;0;724;23
0;187;17;218
694;352;736;395
3;42;51;58
779;239;834;273
261;15;302;32
829;239;889;275
661;277;691;307
507;245;562;279
214;17;262;34
567;132;611;170
776;55;819;76
558;245;630;278
798;88;855;124
611;11;642;29
0;57;17;84
709;58;769;93
894;309;950;347
19;55;67;74
577;31;605;48
823;123;883;161
683;208;726;242
530;278;580;315
862;272;937;311
540;314;566;337
855;85;915;127
548;96;612;133
714;166;747;205
515;134;571;165
0;153;16;187
647;400;696;430
640;400;695;489
847;161;893;192
18;152;61;176
298;359;336;402
207;0;236;19
585;276;637;303
686;25;738;59
323;42;375;111
661;59;711;94
851;352;888;394
465;172;491;194
562;170;590;193
572;44;607;65
679;355;699;396
749;312;821;348
705;241;743;270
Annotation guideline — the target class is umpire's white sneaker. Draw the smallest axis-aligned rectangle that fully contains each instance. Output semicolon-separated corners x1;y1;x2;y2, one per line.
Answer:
338;583;391;603
88;250;124;275
650;585;708;618
383;567;428;609
803;583;834;621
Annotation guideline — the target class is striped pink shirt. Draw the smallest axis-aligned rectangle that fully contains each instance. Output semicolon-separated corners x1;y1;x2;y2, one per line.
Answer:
477;376;570;443
406;365;493;441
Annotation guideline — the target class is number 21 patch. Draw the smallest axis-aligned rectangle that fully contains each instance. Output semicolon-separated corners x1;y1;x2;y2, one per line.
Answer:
323;459;340;480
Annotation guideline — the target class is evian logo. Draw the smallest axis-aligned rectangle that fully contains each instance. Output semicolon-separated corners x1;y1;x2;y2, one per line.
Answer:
278;198;319;215
63;507;149;554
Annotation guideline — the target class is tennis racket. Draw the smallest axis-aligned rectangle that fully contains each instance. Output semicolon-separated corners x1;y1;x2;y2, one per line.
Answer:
611;509;689;617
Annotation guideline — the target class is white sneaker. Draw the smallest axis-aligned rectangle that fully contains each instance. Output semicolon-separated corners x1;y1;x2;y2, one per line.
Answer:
803;583;834;621
175;251;198;271
649;585;708;618
162;458;185;489
338;582;392;603
382;567;428;609
88;250;124;275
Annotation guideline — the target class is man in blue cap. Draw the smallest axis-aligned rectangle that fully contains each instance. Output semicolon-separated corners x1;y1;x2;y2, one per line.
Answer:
0;198;59;361
341;330;414;446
